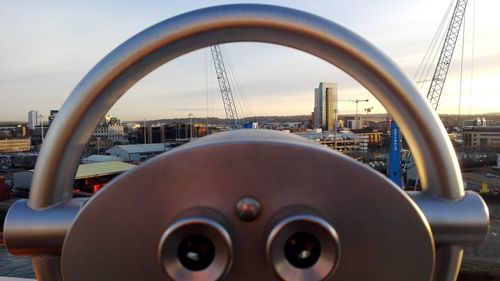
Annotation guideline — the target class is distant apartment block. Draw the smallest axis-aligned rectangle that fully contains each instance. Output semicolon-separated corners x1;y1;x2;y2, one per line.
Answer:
463;118;488;127
48;110;59;126
313;82;338;131
463;126;500;148
137;123;210;144
29;110;54;145
28;110;39;130
93;114;128;145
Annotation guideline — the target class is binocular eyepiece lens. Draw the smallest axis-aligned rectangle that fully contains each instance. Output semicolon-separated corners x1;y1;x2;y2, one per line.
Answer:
178;234;215;271
267;214;340;281
159;215;232;281
284;232;321;268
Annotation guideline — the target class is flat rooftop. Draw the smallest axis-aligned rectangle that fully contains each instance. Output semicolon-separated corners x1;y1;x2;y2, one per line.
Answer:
75;161;136;179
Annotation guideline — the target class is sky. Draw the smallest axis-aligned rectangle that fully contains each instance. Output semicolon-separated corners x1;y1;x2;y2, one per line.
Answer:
1;0;499;122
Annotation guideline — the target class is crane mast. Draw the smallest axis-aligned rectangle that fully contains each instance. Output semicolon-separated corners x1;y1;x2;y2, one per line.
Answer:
210;45;240;129
352;99;369;129
336;99;370;130
427;0;468;110
388;0;468;186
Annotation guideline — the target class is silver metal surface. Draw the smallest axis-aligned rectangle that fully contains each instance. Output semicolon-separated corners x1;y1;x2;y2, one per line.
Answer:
409;191;490;246
31;256;63;281
62;130;434;281
235;197;261;221
30;4;462;212
4;198;85;255
266;213;340;281
158;214;232;281
432;246;463;281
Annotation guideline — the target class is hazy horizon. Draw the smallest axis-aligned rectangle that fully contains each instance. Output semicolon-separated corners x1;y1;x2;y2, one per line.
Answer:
3;112;500;125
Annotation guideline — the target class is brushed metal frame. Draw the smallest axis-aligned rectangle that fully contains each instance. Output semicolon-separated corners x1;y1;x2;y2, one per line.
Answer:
7;4;485;280
4;198;86;255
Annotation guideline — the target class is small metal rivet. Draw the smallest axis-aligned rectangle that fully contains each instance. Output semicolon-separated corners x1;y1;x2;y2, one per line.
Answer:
236;197;261;221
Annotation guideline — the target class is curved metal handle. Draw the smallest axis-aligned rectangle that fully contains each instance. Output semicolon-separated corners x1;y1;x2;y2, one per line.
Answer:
29;4;463;210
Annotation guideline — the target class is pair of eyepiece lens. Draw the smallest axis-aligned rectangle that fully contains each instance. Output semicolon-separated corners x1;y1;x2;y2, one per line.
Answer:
160;214;339;281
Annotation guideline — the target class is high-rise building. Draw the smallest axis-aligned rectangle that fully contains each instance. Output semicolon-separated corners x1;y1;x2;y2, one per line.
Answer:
28;110;39;130
48;110;59;126
314;88;321;129
313;82;338;131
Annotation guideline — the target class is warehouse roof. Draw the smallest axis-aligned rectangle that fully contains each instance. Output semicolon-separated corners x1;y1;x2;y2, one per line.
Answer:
81;154;122;164
107;143;167;154
75;161;136;179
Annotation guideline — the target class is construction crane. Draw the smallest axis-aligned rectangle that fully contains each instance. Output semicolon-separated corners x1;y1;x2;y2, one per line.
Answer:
427;0;468;109
352;99;369;129
364;107;374;127
365;107;374;115
334;99;373;131
338;99;370;130
210;45;240;129
388;0;468;187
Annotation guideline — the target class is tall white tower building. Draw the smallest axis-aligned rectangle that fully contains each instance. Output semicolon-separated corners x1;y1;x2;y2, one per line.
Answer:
28;110;39;130
313;82;338;131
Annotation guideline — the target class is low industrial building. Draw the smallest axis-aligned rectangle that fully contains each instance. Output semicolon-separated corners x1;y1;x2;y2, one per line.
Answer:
106;143;170;163
358;132;381;147
463;126;500;148
137;123;210;143
0;138;30;153
298;131;360;151
81;154;122;164
12;161;136;196
351;128;382;148
74;161;136;193
13;171;33;191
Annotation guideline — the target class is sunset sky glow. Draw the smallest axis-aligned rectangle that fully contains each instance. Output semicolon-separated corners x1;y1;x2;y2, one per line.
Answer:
1;0;499;121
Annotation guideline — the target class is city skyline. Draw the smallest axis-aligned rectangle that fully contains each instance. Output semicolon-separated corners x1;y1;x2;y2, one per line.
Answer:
1;1;499;122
